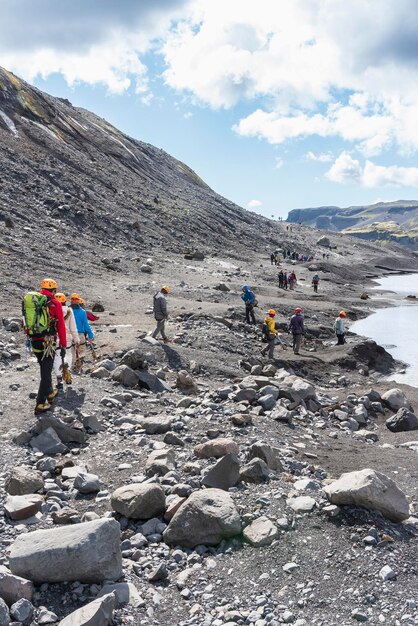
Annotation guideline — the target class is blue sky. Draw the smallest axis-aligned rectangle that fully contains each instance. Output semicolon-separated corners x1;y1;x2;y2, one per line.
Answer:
3;0;418;219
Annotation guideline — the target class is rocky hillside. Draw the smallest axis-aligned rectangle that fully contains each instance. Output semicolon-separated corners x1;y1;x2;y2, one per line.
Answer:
287;201;418;250
0;66;278;257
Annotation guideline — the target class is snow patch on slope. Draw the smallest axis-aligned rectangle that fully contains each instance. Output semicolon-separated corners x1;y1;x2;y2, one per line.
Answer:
0;109;18;136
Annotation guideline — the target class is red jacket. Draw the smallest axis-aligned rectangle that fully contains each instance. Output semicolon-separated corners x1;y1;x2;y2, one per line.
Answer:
41;289;67;347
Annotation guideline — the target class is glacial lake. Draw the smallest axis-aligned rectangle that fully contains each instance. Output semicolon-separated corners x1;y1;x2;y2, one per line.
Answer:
350;273;418;387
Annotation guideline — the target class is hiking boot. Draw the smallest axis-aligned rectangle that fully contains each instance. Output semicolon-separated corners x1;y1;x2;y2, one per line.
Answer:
35;402;51;416
48;389;58;402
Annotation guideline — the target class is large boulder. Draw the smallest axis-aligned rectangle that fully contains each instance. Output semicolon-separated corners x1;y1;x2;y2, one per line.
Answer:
58;593;116;626
5;467;43;496
9;519;122;583
145;449;176;476
36;414;87;444
30;427;67;455
111;365;139;388
381;388;410;411
248;443;283;472
111;484;165;520
176;370;198;393
194;438;239;459
240;458;270;483
323;469;409;522
5;495;43;521
348;341;395;374
317;236;330;247
281;376;317;402
73;473;101;494
139;415;173;434
386;408;418;433
137;370;171;393
119;349;147;370
163;489;241;547
0;567;33;607
202;454;241;491
243;516;278;547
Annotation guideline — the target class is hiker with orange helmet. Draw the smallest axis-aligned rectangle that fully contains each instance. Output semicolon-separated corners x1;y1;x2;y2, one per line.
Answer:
152;286;170;343
334;310;347;345
53;294;79;389
288;307;304;354
261;309;278;360
23;278;67;414
70;293;94;360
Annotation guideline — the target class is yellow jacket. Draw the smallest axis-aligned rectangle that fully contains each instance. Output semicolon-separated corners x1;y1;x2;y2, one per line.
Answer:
264;316;277;335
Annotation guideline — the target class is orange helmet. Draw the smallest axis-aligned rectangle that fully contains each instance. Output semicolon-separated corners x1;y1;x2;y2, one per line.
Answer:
41;278;58;290
161;285;170;294
295;307;303;314
339;311;347;318
70;293;82;303
55;293;67;304
267;309;276;316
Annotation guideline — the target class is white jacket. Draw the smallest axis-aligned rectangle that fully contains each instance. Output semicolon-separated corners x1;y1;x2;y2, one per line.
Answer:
334;317;345;334
61;306;80;348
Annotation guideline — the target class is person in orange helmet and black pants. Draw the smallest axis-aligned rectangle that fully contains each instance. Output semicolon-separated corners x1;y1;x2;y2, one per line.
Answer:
29;278;66;415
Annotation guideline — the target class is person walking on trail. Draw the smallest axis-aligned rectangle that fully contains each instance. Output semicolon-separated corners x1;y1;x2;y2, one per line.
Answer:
312;273;320;293
289;270;297;290
241;285;256;324
261;309;278;360
283;271;288;290
334;310;347;345
23;278;67;415
53;293;79;390
289;307;304;354
152;285;170;342
278;270;284;289
270;252;275;265
70;293;94;360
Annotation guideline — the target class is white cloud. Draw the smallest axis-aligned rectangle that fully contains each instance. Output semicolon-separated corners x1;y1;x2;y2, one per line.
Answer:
305;151;333;162
0;0;189;93
275;157;284;169
247;199;262;208
325;152;363;184
4;0;418;161
326;152;418;187
161;0;418;156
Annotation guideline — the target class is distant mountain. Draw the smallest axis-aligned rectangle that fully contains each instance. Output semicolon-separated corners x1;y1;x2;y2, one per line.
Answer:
287;201;418;250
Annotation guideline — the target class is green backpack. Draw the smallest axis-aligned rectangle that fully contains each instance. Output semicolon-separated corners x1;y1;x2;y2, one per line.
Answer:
22;292;52;337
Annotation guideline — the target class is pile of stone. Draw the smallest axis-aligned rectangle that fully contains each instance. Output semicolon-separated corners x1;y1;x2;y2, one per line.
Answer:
91;347;172;394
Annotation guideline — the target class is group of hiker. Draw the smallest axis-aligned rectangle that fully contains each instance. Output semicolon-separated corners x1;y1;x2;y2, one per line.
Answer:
270;251;314;265
278;270;297;290
24;274;347;414
23;279;95;415
241;285;347;361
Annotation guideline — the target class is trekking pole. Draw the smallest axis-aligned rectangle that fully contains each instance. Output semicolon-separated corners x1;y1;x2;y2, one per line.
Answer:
75;345;83;374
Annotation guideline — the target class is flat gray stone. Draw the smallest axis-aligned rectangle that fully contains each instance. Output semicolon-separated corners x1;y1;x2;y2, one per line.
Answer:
9;519;122;583
58;592;116;626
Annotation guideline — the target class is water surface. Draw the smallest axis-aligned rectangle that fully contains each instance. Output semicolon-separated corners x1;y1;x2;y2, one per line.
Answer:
351;273;418;387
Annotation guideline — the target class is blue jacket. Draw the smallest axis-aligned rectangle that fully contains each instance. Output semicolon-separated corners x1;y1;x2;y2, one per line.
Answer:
71;304;94;340
241;286;255;305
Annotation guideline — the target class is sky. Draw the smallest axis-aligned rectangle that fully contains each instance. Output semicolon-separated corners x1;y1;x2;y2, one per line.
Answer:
2;0;418;219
